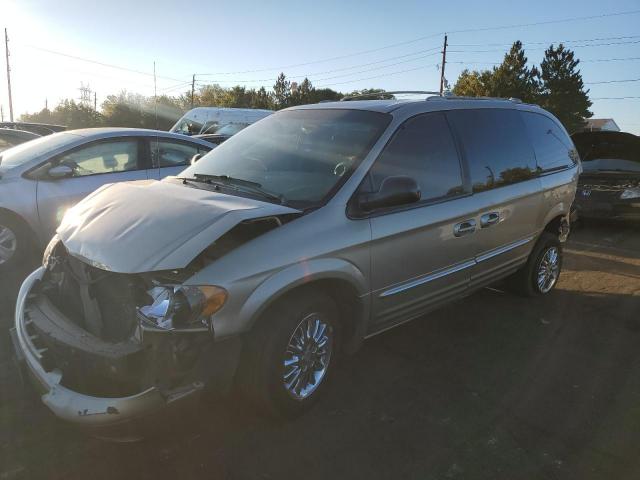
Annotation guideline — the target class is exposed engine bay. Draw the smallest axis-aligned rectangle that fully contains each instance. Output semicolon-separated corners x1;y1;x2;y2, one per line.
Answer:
28;215;290;399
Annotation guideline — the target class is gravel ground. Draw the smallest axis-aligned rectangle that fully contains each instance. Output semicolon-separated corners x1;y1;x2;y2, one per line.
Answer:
1;221;639;480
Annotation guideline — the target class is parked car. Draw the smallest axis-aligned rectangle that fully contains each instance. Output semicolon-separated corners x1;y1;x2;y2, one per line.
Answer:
571;130;640;221
0;128;214;270
0;121;67;136
0;128;40;152
12;96;578;439
170;107;273;136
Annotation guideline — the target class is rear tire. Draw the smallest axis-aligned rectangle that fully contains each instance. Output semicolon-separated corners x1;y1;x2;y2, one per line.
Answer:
238;289;341;418
509;232;562;297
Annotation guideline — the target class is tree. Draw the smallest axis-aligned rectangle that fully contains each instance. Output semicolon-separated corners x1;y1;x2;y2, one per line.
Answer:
539;44;592;133
453;42;539;102
489;41;540;103
21;100;102;128
273;73;291;109
452;69;493;97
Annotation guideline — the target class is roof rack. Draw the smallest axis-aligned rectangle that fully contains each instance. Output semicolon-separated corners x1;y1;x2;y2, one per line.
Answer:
429;95;523;103
340;90;441;101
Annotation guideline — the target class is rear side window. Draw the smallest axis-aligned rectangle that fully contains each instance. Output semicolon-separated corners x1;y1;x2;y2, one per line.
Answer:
447;109;536;192
369;112;464;202
521;112;576;173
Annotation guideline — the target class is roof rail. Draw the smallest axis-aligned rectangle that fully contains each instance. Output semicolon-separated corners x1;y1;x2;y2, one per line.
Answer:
428;95;523;103
340;90;440;101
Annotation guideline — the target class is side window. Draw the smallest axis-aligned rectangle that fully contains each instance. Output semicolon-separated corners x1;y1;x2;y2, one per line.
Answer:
57;140;140;177
150;140;210;168
369;112;464;202
521;112;576;173
0;137;15;151
447;109;537;192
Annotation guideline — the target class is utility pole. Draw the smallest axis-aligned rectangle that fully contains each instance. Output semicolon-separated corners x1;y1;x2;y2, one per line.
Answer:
94;92;97;111
439;34;448;96
1;104;4;122
5;28;14;121
191;74;195;109
45;98;48;110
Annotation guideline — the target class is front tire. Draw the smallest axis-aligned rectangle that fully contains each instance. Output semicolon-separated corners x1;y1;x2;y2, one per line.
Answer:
239;289;341;418
509;232;562;297
0;215;29;272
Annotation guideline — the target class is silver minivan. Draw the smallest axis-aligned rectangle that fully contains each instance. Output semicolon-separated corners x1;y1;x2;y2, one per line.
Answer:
13;95;578;438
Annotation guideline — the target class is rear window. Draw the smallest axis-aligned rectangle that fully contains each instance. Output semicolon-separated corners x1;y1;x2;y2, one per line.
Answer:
521;112;576;173
447;109;537;192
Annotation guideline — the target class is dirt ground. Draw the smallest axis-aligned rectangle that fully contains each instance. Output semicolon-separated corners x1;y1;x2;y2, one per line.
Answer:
1;221;639;480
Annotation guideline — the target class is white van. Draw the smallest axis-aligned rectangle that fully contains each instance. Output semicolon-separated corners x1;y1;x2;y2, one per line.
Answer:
170;107;273;136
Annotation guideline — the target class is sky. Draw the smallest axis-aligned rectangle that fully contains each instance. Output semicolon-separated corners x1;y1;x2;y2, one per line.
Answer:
1;0;639;133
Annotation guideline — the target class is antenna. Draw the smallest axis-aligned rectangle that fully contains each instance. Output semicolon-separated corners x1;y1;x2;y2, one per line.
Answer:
154;61;160;180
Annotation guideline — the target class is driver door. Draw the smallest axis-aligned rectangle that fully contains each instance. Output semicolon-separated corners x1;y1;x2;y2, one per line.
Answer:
36;138;148;241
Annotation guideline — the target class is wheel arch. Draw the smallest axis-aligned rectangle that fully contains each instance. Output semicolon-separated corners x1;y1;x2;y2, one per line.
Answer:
0;207;39;246
240;258;370;354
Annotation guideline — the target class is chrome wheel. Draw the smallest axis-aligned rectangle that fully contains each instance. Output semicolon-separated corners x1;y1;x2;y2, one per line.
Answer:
0;225;17;265
537;246;560;293
283;313;333;400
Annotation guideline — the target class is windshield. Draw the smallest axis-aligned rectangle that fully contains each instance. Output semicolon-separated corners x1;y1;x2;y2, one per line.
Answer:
172;118;204;135
0;132;79;169
208;123;249;136
180;109;390;207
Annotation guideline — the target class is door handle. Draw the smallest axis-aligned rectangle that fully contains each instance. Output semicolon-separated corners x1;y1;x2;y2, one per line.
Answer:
454;219;476;237
480;212;500;228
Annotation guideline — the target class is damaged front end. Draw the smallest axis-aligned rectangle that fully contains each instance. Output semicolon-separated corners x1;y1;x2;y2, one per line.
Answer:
12;237;240;439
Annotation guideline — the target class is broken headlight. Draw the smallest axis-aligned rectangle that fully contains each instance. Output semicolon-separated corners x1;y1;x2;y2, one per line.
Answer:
139;285;227;330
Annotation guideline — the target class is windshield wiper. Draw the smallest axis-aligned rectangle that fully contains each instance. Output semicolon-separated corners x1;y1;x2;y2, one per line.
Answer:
180;174;287;205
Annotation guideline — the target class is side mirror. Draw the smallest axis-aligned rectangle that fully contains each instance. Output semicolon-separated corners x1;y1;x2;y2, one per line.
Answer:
191;153;203;165
48;164;74;179
358;176;421;212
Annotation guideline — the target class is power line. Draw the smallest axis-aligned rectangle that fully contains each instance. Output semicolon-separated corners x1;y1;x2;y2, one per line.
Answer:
21;44;189;84
592;96;640;100
192;9;640;75
581;56;640;62
449;33;640;47
448;39;640;54
196;51;442;85
586;78;640;85
316;63;440;88
197;46;442;79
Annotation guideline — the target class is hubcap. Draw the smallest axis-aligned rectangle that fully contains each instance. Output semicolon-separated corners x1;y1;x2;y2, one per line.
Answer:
0;225;17;265
283;313;333;400
537;246;560;293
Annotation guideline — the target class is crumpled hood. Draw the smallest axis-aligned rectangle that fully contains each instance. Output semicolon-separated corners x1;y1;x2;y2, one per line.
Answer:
57;179;300;273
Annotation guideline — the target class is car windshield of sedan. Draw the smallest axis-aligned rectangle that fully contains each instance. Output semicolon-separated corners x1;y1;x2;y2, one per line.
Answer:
0;132;79;169
180;109;391;207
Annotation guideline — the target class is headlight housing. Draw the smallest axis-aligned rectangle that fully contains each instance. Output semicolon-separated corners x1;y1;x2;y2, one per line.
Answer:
620;188;640;200
140;285;227;330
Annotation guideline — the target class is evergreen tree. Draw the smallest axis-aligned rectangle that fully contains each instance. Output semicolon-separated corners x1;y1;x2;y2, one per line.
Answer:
540;43;592;133
489;41;540;103
273;73;291;109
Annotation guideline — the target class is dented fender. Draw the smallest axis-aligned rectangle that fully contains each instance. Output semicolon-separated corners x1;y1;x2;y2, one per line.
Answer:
213;257;369;340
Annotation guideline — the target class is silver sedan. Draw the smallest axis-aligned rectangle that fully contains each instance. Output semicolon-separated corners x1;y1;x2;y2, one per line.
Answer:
0;128;213;270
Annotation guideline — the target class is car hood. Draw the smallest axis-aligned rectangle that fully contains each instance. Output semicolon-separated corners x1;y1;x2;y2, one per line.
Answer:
57;179;300;273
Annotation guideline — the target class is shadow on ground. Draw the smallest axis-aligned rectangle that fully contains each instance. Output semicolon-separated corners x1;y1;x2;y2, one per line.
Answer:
1;221;639;480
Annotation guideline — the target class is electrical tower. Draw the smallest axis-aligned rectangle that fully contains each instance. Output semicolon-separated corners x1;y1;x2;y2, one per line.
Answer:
79;82;92;106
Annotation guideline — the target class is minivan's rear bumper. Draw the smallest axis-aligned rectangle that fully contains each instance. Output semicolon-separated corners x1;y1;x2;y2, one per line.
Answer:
12;268;205;440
